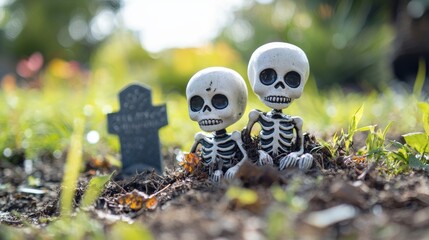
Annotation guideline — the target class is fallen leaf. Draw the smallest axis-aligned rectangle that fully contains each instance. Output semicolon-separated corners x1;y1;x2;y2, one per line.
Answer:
116;189;149;211
88;156;111;169
116;185;170;211
352;155;366;164
180;153;201;173
145;196;158;210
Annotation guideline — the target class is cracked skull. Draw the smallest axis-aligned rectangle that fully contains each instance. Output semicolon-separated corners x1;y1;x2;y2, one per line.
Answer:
248;42;309;110
186;67;248;132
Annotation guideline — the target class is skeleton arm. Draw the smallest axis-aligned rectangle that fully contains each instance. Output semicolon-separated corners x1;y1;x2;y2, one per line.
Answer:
279;116;313;170
292;116;304;155
242;110;262;143
242;110;273;165
225;131;249;179
292;116;313;169
278;116;302;170
190;132;205;153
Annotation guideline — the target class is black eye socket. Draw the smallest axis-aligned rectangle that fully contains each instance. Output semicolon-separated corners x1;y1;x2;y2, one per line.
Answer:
190;96;204;112
211;94;228;109
284;71;301;88
259;68;277;85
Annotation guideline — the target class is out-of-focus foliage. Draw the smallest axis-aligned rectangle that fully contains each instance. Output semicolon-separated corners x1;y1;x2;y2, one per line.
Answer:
91;31;153;87
155;42;246;94
0;0;426;164
0;210;154;240
217;0;393;89
0;55;424;163
0;0;121;62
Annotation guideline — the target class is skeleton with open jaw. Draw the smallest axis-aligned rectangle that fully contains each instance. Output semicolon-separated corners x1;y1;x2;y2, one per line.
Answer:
243;42;313;170
186;67;249;182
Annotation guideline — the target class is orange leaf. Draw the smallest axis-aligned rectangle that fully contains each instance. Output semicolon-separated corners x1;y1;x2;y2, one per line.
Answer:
129;190;143;210
117;189;149;211
180;153;201;173
88;156;112;169
145;196;158;210
352;156;366;164
116;185;169;211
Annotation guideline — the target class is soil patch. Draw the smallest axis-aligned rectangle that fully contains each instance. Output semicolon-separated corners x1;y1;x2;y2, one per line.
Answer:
1;146;429;239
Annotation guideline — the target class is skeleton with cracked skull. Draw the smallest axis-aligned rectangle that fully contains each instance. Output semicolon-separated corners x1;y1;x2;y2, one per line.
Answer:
186;67;249;182
243;42;313;170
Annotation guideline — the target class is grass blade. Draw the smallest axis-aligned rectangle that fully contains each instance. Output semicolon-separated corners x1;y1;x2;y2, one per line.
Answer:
418;102;429;135
60;118;84;216
413;58;426;97
81;172;113;208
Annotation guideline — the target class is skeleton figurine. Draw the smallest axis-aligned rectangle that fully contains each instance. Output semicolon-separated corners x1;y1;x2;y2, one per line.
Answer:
243;42;313;170
186;67;249;182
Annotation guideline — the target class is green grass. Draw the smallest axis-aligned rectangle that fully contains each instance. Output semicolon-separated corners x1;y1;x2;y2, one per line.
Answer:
0;119;153;240
1;64;427;170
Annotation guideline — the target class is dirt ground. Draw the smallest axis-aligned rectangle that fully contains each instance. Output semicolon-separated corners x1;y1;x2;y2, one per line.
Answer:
2;139;429;239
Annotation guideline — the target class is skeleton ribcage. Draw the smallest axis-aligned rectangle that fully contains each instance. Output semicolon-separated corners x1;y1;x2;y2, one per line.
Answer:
199;134;239;168
259;114;294;157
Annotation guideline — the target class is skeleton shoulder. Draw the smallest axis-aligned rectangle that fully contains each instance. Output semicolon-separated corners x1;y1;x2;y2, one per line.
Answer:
249;109;262;121
230;131;243;142
292;116;303;127
194;132;207;141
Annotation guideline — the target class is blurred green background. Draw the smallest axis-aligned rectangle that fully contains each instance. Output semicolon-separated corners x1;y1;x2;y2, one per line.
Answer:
0;0;427;162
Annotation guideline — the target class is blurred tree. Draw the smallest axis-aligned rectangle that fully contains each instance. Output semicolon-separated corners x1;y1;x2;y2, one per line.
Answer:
217;0;394;90
155;42;246;94
90;30;154;90
391;0;429;89
0;0;121;63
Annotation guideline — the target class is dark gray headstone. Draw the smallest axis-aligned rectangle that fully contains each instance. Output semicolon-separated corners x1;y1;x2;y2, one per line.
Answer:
107;84;168;175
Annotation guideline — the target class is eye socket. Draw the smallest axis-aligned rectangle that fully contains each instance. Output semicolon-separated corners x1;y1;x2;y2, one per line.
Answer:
211;94;228;109
284;71;301;88
259;68;277;85
190;96;204;112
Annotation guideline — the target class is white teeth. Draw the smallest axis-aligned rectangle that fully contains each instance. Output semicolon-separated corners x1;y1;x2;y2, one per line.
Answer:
264;96;291;103
199;119;223;126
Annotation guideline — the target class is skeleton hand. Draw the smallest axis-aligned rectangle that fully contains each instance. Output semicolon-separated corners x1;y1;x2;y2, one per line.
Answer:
258;150;273;166
211;170;223;182
225;165;240;179
279;152;300;170
298;153;313;169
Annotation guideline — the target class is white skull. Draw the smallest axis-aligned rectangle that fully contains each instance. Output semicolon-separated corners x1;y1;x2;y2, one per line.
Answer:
248;42;309;110
186;67;248;132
